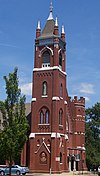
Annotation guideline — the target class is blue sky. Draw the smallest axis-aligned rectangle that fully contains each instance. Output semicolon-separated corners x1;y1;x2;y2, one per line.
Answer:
0;0;100;108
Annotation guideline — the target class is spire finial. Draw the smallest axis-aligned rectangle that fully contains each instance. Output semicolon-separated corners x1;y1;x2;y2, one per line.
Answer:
50;0;53;12
37;20;40;29
47;0;53;20
62;25;65;34
55;17;58;26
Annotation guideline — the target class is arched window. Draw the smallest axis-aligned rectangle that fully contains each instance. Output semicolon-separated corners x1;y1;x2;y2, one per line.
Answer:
59;52;62;69
60;83;63;97
60;152;62;163
42;51;50;67
42;81;47;96
59;109;63;125
46;110;49;124
40;111;44;124
39;108;49;124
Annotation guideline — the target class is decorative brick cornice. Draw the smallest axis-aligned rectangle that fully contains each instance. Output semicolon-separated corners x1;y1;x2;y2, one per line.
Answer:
29;132;69;140
33;66;66;75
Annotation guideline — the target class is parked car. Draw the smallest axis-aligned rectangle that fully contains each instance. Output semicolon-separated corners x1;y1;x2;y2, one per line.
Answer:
0;165;29;175
98;166;100;176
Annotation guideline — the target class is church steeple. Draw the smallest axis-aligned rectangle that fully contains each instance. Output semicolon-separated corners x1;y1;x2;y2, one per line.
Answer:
47;0;53;20
21;1;87;174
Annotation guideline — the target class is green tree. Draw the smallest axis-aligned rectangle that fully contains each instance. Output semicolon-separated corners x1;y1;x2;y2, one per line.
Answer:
85;102;100;170
0;68;29;176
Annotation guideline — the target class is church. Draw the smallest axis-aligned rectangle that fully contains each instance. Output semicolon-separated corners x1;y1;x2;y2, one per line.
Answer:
21;1;87;174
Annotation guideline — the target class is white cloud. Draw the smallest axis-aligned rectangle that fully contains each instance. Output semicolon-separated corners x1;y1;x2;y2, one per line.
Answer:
0;43;17;48
79;83;95;94
84;97;90;102
20;82;32;96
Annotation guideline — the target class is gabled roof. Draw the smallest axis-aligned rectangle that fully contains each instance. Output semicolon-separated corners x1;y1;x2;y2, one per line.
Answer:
35;138;50;154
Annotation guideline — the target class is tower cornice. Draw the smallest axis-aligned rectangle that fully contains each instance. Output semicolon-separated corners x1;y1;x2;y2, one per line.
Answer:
33;66;67;76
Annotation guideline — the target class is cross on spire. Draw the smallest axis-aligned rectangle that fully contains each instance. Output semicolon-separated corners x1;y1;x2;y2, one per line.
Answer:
47;0;54;20
50;0;53;12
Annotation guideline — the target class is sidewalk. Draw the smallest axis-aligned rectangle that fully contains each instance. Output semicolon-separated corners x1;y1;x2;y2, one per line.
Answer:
26;171;98;176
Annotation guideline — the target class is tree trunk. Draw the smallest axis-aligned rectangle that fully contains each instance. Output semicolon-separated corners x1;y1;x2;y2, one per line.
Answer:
9;163;12;176
9;156;12;176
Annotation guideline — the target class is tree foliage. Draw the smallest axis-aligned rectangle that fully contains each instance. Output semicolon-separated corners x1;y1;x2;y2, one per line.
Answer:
85;102;100;170
0;68;29;175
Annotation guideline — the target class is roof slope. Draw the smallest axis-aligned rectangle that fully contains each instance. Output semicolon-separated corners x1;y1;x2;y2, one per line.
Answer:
41;19;55;38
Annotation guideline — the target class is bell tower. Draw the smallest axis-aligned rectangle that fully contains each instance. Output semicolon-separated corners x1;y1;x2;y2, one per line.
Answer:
27;1;87;174
29;1;69;173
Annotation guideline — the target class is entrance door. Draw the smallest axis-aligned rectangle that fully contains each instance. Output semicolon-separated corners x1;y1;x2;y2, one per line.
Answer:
76;161;78;171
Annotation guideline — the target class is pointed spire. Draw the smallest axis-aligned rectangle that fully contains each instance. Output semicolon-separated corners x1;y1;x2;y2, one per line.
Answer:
54;17;59;36
47;0;54;20
61;25;65;34
61;25;65;41
36;20;41;38
55;17;58;26
37;20;41;29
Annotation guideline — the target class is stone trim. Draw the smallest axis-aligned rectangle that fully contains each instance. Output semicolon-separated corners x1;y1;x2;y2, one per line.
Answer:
52;96;60;101
32;98;36;102
33;66;66;75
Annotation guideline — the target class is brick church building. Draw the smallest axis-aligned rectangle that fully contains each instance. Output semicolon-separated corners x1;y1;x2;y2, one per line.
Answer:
21;1;87;174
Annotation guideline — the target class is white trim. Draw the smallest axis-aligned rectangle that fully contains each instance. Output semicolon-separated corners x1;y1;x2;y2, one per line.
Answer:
56;157;60;161
64;101;67;105
33;66;66;75
59;125;63;128
57;133;61;138
51;133;56;138
77;146;82;149
41;95;48;98
29;132;69;140
32;98;36;102
43;141;51;153
29;133;35;138
65;134;68;140
34;132;51;135
77;115;82;117
48;12;53;20
35;139;50;154
54;44;59;48
82;147;86;150
74;104;85;107
42;63;50;68
58;48;62;54
40;46;53;56
38;123;50;126
74;132;78;134
52;96;60;101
